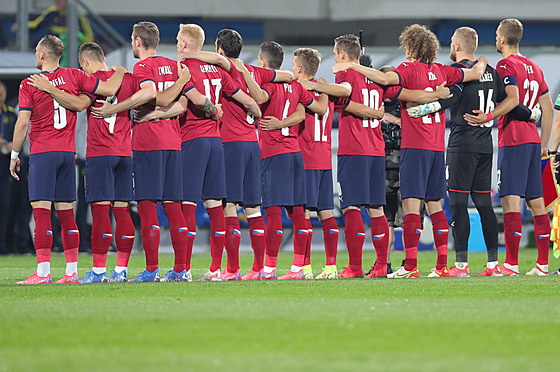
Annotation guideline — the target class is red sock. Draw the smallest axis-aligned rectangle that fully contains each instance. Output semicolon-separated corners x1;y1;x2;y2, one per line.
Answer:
304;218;312;267
137;200;160;272
534;214;551;265
287;206;308;268
207;205;226;272
182;204;197;271
343;209;365;273
248;215;266;271
321;216;338;265
371;215;389;270
163;202;188;272
504;212;522;266
113;206;134;268
265;206;283;268
225;216;241;272
430;210;449;270
90;204;112;269
403;213;421;271
57;209;79;265
33;208;52;264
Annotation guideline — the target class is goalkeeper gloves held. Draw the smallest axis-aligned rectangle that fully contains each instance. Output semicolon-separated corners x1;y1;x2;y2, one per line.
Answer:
407;101;442;118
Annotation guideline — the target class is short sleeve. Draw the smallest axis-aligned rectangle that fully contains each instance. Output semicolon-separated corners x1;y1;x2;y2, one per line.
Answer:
297;82;314;106
134;60;154;85
253;65;275;85
220;70;240;97
335;70;350;85
73;68;99;94
538;69;549;96
383;85;402;101
333;96;348;109
18;79;34;111
496;60;518;87
441;65;464;85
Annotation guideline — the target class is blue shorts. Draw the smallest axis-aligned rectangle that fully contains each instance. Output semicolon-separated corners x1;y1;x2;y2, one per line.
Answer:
305;169;334;211
133;150;183;201
223;141;261;205
182;137;226;202
28;151;76;202
261;152;306;208
400;149;446;200
498;143;543;198
85;156;133;203
337;155;385;209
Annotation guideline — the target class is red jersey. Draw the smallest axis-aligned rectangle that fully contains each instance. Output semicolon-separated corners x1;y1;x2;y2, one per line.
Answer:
82;70;138;158
335;69;391;157
19;67;99;155
220;64;276;143
179;59;240;142
394;62;464;151
259;81;314;159
133;56;185;151
298;82;335;170
496;55;548;147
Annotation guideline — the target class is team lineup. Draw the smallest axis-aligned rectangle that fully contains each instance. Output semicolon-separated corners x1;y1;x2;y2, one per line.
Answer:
8;18;559;284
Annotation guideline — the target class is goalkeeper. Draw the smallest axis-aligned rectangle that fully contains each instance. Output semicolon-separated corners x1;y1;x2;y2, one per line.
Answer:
407;27;540;277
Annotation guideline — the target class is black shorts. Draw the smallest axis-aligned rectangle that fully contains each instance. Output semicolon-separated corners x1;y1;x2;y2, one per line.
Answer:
446;151;492;194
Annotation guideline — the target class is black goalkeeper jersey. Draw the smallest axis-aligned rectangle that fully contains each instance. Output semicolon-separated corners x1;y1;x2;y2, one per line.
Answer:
446;59;504;154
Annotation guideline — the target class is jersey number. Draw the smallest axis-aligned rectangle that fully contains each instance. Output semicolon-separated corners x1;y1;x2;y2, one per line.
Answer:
421;87;441;124
53;99;67;129
522;79;539;108
103;95;118;133
361;89;380;128
203;78;222;105
314;106;330;142
477;89;495;128
281;99;291;136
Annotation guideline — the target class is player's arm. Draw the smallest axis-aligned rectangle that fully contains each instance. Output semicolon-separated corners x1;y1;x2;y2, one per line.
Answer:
273;70;294;83
538;92;554;156
177;51;232;72
230;90;262;119
344;100;384;120
27;74;91;112
460;57;488;82
299;80;352;98
399;82;451;104
332;62;400;86
231;59;269;104
92;80;157;118
9;110;31;181
464;84;519;126
383;113;401;126
260;103;305;131
93;65;126;97
155;62;192;107
407;84;460;118
135;96;188;123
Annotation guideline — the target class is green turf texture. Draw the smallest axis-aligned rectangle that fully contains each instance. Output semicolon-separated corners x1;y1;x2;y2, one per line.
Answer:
2;249;560;372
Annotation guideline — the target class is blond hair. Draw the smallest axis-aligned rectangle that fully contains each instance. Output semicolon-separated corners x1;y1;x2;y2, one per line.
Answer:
179;24;205;50
454;27;478;54
498;19;523;47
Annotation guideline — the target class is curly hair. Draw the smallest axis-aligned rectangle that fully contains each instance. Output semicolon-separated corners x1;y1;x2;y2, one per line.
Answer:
399;24;439;63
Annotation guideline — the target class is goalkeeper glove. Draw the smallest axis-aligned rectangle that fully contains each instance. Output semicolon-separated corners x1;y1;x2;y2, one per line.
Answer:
530;103;541;122
407;101;442;118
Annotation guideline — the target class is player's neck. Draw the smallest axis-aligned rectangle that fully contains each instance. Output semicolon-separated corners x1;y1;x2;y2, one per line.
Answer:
40;61;59;72
456;52;475;62
139;48;158;60
299;74;314;81
501;46;520;59
93;62;110;73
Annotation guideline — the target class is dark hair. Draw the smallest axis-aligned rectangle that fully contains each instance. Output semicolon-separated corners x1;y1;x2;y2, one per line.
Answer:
133;21;160;49
293;48;321;77
359;54;373;68
399;24;439;63
498;19;523;47
216;29;243;58
334;34;361;61
78;42;105;62
38;35;64;60
259;41;284;69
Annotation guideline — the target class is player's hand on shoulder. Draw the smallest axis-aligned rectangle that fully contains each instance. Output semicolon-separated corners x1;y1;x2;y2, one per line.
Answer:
476;56;489;66
332;62;353;74
232;58;249;74
317;77;327;84
464;109;488;126
27;74;51;92
177;62;191;82
298;79;315;91
111;65;128;74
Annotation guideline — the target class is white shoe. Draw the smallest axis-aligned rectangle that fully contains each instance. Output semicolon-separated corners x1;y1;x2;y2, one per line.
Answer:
185;269;193;282
526;265;548;276
387;266;419;279
198;269;222;282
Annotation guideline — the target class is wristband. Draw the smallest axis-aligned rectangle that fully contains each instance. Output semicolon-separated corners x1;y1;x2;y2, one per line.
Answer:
11;150;20;159
211;106;218;117
549;150;558;155
485;112;494;122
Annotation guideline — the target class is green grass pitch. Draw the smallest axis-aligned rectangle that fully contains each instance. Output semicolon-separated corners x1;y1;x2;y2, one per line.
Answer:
2;249;560;372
